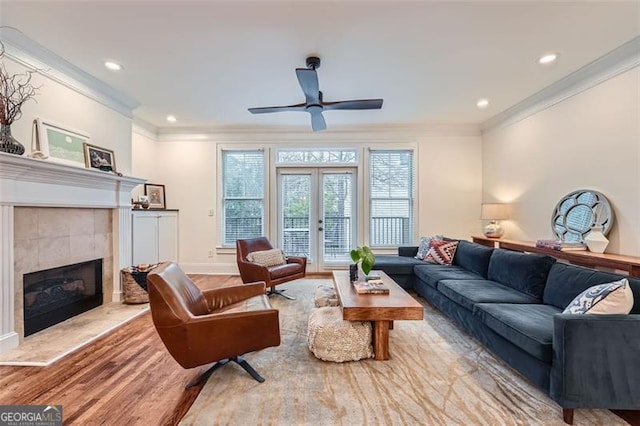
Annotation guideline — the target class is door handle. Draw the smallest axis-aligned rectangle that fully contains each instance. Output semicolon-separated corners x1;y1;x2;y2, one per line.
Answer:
318;227;323;231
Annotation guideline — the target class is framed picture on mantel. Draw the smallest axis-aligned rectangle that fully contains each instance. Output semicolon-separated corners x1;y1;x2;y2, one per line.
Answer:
37;118;90;167
144;183;166;209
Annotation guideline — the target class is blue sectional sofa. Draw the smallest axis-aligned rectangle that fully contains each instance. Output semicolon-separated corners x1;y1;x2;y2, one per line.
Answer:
374;240;640;423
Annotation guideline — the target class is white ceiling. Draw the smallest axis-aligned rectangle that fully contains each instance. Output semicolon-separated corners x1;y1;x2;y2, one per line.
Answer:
2;1;639;131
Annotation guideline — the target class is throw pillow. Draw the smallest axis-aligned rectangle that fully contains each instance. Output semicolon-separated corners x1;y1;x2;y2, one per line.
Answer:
563;278;634;315
425;239;459;265
246;249;287;267
415;236;432;260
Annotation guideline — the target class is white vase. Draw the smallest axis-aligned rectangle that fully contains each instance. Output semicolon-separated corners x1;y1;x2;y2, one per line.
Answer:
584;226;609;253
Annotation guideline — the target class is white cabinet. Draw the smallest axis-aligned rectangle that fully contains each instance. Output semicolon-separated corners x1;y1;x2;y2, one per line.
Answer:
132;210;178;265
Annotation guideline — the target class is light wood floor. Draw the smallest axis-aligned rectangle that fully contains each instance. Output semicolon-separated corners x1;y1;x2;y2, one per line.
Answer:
0;274;239;426
0;274;637;426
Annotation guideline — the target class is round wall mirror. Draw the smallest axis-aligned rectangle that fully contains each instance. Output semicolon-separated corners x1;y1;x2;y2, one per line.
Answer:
551;189;614;242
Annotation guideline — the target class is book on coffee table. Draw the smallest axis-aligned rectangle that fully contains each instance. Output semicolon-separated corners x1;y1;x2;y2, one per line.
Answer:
353;279;389;295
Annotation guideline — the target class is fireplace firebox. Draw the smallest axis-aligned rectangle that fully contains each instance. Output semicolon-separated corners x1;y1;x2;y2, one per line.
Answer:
23;259;103;336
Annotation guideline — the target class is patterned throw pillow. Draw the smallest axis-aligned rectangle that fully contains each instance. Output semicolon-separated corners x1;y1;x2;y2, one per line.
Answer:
563;278;634;315
246;249;287;267
415;237;432;260
425;239;459;265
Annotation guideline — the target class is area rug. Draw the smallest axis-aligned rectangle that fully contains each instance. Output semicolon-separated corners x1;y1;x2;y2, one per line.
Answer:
181;279;625;425
0;302;149;366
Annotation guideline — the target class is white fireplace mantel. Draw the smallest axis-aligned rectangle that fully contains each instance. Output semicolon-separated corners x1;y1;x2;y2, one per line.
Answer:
0;152;146;353
0;152;144;207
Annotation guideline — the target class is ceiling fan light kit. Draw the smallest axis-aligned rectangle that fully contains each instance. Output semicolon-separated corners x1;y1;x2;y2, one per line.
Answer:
248;56;383;132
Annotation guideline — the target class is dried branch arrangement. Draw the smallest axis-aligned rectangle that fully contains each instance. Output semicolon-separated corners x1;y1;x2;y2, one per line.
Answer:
0;40;41;125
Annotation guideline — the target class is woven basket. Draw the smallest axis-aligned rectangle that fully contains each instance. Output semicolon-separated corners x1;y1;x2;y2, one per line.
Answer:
121;264;157;304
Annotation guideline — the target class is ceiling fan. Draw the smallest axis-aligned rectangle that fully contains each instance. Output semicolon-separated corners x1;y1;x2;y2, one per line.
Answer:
248;56;383;132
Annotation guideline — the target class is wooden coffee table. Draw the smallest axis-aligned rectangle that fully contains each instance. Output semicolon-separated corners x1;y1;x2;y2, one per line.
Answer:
332;270;424;360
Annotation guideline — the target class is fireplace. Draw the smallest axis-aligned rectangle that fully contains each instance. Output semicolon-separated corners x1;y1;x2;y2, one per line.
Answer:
0;153;144;353
23;259;103;337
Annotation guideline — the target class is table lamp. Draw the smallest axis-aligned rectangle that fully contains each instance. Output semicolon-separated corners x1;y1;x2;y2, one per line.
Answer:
481;203;509;238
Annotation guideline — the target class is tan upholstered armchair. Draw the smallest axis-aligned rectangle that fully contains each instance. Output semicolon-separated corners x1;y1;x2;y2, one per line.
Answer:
147;262;280;388
236;237;307;300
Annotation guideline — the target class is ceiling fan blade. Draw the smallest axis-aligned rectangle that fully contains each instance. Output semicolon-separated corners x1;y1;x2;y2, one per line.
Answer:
323;99;384;110
248;103;306;114
310;111;326;132
296;68;320;104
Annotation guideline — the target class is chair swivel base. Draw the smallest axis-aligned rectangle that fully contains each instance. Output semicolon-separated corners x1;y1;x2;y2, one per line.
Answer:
267;287;296;300
185;356;265;388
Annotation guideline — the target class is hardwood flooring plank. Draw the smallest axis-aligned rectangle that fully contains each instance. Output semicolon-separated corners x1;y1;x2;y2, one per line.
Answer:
0;274;241;425
1;273;636;425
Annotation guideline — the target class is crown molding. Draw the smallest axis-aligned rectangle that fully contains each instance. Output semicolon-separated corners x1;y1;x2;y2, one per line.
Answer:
482;36;640;133
0;27;139;119
132;117;158;140
153;123;481;142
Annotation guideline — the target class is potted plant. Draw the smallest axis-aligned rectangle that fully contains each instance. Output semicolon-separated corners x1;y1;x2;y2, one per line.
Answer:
0;40;41;155
350;245;376;280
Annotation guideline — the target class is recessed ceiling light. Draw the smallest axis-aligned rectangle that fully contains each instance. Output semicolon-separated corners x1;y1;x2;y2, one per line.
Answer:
538;53;558;65
476;98;489;109
166;115;177;123
104;61;123;71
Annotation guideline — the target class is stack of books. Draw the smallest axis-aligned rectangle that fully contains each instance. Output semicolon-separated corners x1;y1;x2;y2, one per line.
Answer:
535;239;587;251
353;279;389;294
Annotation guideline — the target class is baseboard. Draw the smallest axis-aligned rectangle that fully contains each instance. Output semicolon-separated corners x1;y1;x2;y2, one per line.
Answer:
0;332;19;354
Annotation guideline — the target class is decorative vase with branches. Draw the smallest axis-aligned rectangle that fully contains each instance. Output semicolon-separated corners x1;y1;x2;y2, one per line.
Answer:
0;40;41;155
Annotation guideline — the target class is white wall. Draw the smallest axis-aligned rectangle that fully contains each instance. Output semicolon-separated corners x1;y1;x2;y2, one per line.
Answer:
4;57;133;174
418;135;483;240
131;131;483;274
131;129;159;199
482;67;640;256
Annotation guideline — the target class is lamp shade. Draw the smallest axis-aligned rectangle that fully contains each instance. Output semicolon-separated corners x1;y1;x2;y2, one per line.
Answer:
481;203;509;220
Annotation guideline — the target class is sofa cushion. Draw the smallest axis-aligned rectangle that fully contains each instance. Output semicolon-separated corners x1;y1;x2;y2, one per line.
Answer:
543;262;640;313
474;303;561;362
438;280;540;312
562;278;634;314
415;236;432;260
373;255;424;276
413;264;483;289
425;239;459;265
452;240;494;278
487;250;556;299
398;246;419;258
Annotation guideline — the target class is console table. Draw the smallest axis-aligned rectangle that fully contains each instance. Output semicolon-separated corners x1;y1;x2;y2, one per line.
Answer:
472;235;640;278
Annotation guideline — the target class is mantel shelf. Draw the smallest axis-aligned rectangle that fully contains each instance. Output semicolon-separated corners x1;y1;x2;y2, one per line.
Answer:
0;152;145;192
472;236;640;278
0;152;146;208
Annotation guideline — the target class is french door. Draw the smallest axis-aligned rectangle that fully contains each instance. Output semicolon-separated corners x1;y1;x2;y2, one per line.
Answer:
277;167;356;271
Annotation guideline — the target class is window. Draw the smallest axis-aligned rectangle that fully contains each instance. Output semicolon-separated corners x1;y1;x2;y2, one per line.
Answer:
277;148;357;164
222;150;265;246
369;150;414;247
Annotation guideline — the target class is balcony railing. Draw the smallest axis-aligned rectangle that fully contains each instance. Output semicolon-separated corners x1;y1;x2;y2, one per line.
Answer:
226;216;410;255
370;216;410;246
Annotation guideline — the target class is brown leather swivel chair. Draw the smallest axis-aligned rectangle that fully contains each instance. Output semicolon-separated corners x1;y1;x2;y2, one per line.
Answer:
147;262;280;388
236;237;307;300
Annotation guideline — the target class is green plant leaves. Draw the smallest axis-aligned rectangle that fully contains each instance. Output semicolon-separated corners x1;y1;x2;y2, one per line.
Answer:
349;246;376;276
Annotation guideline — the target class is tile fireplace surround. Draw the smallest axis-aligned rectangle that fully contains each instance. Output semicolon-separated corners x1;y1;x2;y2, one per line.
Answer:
0;152;144;354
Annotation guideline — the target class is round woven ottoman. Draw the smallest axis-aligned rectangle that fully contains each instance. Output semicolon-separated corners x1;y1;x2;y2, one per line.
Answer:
307;306;373;362
313;283;340;308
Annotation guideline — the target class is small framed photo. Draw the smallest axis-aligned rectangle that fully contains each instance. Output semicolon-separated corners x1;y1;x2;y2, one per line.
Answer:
83;143;117;172
37;118;90;167
144;183;166;209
